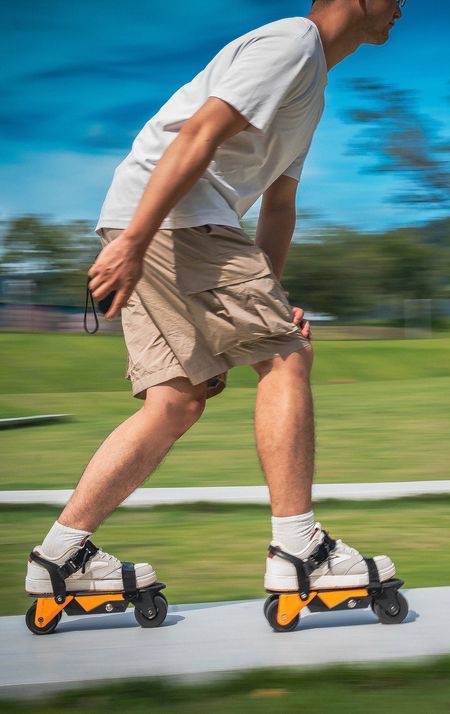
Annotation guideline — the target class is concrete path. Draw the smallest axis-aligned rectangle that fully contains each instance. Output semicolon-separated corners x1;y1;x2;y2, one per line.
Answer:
1;586;449;698
1;481;449;507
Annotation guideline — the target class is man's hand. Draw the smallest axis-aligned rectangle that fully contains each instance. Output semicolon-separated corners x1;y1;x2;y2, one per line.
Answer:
284;290;311;340
87;236;143;320
292;305;311;340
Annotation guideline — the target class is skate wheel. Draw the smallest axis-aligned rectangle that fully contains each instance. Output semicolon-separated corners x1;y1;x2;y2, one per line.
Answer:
25;602;62;635
265;595;299;632
263;593;279;619
134;593;168;628
371;592;408;624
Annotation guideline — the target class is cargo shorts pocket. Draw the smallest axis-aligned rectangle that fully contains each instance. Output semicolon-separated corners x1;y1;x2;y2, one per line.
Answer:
184;274;296;356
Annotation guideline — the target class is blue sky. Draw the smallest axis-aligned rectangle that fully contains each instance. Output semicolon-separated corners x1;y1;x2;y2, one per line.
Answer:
1;0;449;232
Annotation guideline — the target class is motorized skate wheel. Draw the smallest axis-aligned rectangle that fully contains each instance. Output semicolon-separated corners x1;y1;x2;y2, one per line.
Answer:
265;596;299;632
25;602;62;635
371;592;408;624
263;593;279;619
134;593;168;628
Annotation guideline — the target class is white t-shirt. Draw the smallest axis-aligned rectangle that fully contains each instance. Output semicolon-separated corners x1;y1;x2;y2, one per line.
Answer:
96;17;327;235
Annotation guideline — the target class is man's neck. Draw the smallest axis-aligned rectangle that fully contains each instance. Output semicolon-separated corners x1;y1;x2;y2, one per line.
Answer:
307;6;363;70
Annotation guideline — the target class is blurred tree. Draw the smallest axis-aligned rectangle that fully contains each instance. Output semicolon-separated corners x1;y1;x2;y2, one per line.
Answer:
0;216;99;306
418;217;450;299
282;221;446;320
346;80;450;212
0;213;448;321
282;228;380;318
374;229;440;300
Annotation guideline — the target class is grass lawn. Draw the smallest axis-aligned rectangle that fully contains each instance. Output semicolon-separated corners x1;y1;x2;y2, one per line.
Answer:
2;657;450;713
1;333;449;488
2;332;450;395
1;376;449;489
2;335;449;712
3;497;449;617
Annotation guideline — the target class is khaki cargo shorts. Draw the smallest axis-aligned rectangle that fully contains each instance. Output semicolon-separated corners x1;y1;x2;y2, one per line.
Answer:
100;224;310;400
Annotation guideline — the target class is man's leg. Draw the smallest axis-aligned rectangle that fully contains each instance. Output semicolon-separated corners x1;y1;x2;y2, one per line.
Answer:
26;376;207;594
253;347;396;591
59;377;207;532
253;347;314;518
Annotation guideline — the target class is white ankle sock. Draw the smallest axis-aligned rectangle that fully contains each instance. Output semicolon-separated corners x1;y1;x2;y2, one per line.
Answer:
271;511;315;554
41;521;92;559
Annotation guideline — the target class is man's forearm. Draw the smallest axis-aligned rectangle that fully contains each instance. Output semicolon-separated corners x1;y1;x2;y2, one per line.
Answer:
120;97;249;257
255;205;296;280
122;128;218;255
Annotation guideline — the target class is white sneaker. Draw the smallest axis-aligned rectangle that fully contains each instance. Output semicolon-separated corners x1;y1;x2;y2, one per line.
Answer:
264;523;395;592
26;540;157;594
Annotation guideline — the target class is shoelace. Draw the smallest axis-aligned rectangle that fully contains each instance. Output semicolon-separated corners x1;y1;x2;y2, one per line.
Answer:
326;539;359;573
333;539;359;556
80;548;119;573
314;527;337;571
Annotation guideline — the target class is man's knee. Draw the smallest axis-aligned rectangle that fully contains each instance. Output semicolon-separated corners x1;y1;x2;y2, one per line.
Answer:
252;345;313;380
144;378;207;437
179;390;207;426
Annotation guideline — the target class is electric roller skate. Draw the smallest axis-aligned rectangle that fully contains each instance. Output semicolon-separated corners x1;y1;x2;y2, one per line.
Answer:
263;524;408;632
25;539;168;634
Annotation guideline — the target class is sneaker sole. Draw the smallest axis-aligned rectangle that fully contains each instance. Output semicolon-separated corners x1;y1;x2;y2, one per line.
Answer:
264;562;396;592
25;569;157;595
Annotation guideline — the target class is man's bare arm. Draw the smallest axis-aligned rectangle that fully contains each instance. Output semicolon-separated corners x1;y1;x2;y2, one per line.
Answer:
256;175;310;339
255;174;297;279
122;97;250;254
88;97;249;317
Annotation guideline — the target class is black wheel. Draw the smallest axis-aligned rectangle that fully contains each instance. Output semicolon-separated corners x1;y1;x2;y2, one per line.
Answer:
25;602;62;635
371;592;408;624
134;593;168;628
263;593;279;619
265;596;299;632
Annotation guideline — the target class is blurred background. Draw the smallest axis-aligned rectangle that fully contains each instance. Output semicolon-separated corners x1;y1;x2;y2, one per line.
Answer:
1;0;449;658
1;0;449;329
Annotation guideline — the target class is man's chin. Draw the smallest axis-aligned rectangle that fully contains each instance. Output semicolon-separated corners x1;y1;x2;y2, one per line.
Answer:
366;29;390;45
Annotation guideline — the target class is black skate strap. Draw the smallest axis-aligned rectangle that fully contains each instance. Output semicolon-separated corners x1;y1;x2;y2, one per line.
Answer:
29;540;99;602
364;556;381;592
121;562;137;598
269;531;336;600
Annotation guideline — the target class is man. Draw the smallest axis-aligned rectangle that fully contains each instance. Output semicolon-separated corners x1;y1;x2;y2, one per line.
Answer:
26;0;404;600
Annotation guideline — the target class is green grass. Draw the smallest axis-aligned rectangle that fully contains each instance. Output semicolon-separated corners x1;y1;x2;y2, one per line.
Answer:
2;334;449;710
1;376;449;489
1;332;449;488
4;497;450;617
2;657;450;713
2;332;450;395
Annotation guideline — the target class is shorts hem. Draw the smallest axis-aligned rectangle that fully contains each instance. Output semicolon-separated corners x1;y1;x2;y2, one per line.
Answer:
128;366;189;400
128;333;309;400
128;363;230;398
226;333;310;369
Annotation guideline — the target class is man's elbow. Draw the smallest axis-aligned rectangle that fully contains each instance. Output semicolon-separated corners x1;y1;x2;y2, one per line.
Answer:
180;97;249;147
260;201;297;220
261;175;298;214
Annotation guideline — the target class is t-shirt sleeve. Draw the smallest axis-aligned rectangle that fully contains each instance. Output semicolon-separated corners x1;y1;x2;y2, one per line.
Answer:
282;154;306;182
282;128;315;182
209;34;312;133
